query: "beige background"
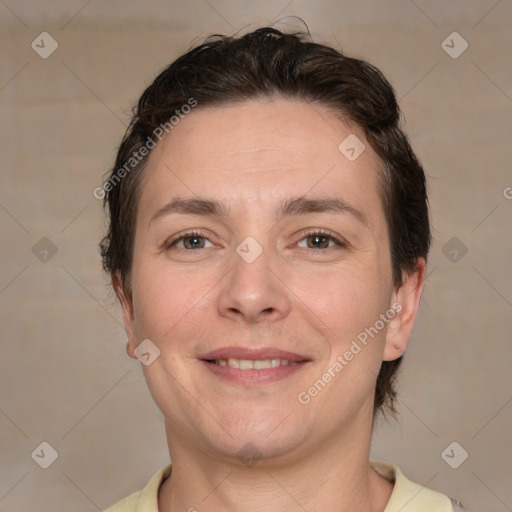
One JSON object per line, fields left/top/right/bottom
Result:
{"left": 1, "top": 1, "right": 511, "bottom": 510}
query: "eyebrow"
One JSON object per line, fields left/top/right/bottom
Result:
{"left": 149, "top": 196, "right": 368, "bottom": 226}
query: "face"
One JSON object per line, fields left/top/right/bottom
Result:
{"left": 118, "top": 99, "right": 423, "bottom": 463}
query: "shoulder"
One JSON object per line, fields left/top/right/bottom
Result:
{"left": 370, "top": 459, "right": 469, "bottom": 512}
{"left": 103, "top": 464, "right": 172, "bottom": 512}
{"left": 103, "top": 491, "right": 140, "bottom": 512}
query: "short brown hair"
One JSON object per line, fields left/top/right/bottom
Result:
{"left": 100, "top": 25, "right": 431, "bottom": 419}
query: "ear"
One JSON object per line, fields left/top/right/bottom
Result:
{"left": 383, "top": 258, "right": 427, "bottom": 361}
{"left": 113, "top": 271, "right": 138, "bottom": 360}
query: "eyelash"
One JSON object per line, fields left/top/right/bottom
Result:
{"left": 165, "top": 228, "right": 346, "bottom": 250}
{"left": 165, "top": 230, "right": 211, "bottom": 250}
{"left": 299, "top": 228, "right": 346, "bottom": 249}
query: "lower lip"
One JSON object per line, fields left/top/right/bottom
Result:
{"left": 201, "top": 360, "right": 309, "bottom": 386}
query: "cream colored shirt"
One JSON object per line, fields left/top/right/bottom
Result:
{"left": 104, "top": 460, "right": 468, "bottom": 511}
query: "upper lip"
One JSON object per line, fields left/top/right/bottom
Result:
{"left": 200, "top": 346, "right": 310, "bottom": 363}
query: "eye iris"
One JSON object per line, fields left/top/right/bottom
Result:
{"left": 184, "top": 236, "right": 205, "bottom": 249}
{"left": 308, "top": 235, "right": 329, "bottom": 249}
{"left": 179, "top": 234, "right": 333, "bottom": 250}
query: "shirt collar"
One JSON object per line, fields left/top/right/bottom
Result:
{"left": 133, "top": 460, "right": 452, "bottom": 512}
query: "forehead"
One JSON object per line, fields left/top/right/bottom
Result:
{"left": 139, "top": 99, "right": 386, "bottom": 230}
{"left": 147, "top": 99, "right": 368, "bottom": 172}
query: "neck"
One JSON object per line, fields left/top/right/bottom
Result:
{"left": 158, "top": 413, "right": 393, "bottom": 512}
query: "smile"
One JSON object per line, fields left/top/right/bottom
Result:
{"left": 208, "top": 358, "right": 299, "bottom": 369}
{"left": 199, "top": 347, "right": 311, "bottom": 386}
{"left": 201, "top": 358, "right": 309, "bottom": 386}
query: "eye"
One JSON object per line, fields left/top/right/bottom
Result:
{"left": 165, "top": 229, "right": 345, "bottom": 251}
{"left": 166, "top": 230, "right": 215, "bottom": 250}
{"left": 296, "top": 229, "right": 346, "bottom": 250}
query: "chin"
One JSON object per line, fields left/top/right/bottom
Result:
{"left": 202, "top": 411, "right": 311, "bottom": 465}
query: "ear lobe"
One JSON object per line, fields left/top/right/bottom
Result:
{"left": 383, "top": 258, "right": 427, "bottom": 361}
{"left": 113, "top": 271, "right": 138, "bottom": 360}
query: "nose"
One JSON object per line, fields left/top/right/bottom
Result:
{"left": 216, "top": 242, "right": 291, "bottom": 324}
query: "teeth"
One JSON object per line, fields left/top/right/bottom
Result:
{"left": 219, "top": 358, "right": 296, "bottom": 369}
{"left": 228, "top": 358, "right": 240, "bottom": 368}
{"left": 239, "top": 359, "right": 254, "bottom": 370}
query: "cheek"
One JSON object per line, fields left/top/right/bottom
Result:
{"left": 131, "top": 259, "right": 214, "bottom": 344}
{"left": 299, "top": 266, "right": 392, "bottom": 400}
{"left": 295, "top": 260, "right": 390, "bottom": 340}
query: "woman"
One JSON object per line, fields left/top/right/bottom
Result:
{"left": 101, "top": 25, "right": 469, "bottom": 512}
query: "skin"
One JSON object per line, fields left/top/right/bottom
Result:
{"left": 115, "top": 99, "right": 426, "bottom": 512}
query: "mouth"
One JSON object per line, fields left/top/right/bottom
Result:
{"left": 199, "top": 347, "right": 311, "bottom": 386}
{"left": 204, "top": 358, "right": 301, "bottom": 369}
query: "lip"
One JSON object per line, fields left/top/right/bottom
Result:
{"left": 199, "top": 346, "right": 309, "bottom": 363}
{"left": 199, "top": 346, "right": 311, "bottom": 387}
